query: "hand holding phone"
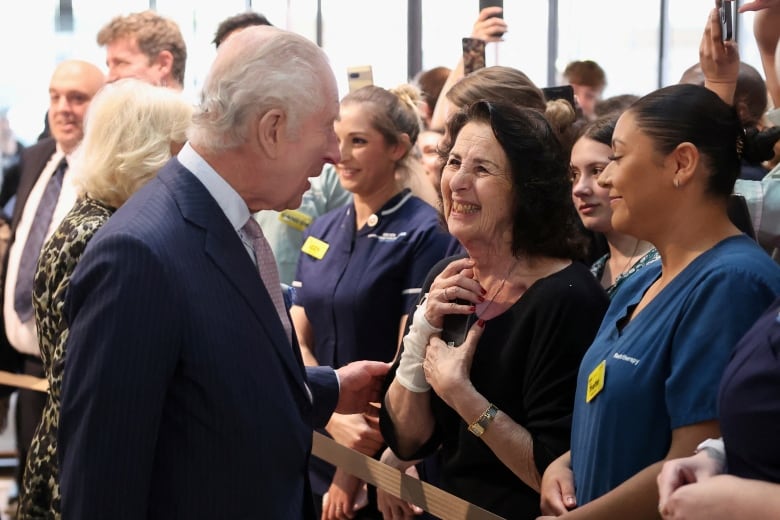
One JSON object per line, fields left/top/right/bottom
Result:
{"left": 478, "top": 0, "right": 505, "bottom": 39}
{"left": 440, "top": 301, "right": 477, "bottom": 347}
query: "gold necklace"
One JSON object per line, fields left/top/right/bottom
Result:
{"left": 475, "top": 259, "right": 519, "bottom": 319}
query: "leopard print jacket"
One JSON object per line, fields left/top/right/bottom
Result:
{"left": 20, "top": 197, "right": 114, "bottom": 519}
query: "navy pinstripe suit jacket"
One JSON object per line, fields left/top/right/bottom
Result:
{"left": 59, "top": 158, "right": 338, "bottom": 519}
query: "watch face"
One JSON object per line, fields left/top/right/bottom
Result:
{"left": 468, "top": 404, "right": 497, "bottom": 437}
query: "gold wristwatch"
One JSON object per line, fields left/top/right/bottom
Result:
{"left": 468, "top": 403, "right": 498, "bottom": 437}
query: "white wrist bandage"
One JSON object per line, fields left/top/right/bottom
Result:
{"left": 395, "top": 295, "right": 441, "bottom": 392}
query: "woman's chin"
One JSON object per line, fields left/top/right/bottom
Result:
{"left": 448, "top": 224, "right": 476, "bottom": 245}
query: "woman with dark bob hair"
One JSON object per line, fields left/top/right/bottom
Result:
{"left": 539, "top": 83, "right": 780, "bottom": 519}
{"left": 379, "top": 100, "right": 609, "bottom": 519}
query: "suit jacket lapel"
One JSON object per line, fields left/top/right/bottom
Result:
{"left": 159, "top": 161, "right": 310, "bottom": 397}
{"left": 12, "top": 138, "right": 57, "bottom": 231}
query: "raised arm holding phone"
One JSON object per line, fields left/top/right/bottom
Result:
{"left": 428, "top": 5, "right": 508, "bottom": 132}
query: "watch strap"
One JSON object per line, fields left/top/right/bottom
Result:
{"left": 468, "top": 403, "right": 498, "bottom": 437}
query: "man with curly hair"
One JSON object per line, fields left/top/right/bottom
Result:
{"left": 97, "top": 10, "right": 187, "bottom": 91}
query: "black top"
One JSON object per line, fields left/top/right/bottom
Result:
{"left": 719, "top": 296, "right": 780, "bottom": 482}
{"left": 381, "top": 255, "right": 609, "bottom": 519}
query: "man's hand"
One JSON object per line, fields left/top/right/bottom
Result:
{"left": 334, "top": 360, "right": 390, "bottom": 414}
{"left": 326, "top": 412, "right": 384, "bottom": 455}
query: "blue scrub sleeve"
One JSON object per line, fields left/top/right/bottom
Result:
{"left": 666, "top": 270, "right": 780, "bottom": 429}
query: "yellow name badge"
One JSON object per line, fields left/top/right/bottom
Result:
{"left": 279, "top": 209, "right": 313, "bottom": 231}
{"left": 301, "top": 236, "right": 330, "bottom": 260}
{"left": 586, "top": 360, "right": 606, "bottom": 403}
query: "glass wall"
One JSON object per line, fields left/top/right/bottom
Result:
{"left": 320, "top": 0, "right": 408, "bottom": 97}
{"left": 0, "top": 0, "right": 770, "bottom": 145}
{"left": 557, "top": 0, "right": 661, "bottom": 99}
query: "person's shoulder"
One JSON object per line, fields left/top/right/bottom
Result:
{"left": 703, "top": 235, "right": 779, "bottom": 281}
{"left": 65, "top": 197, "right": 114, "bottom": 229}
{"left": 95, "top": 174, "right": 178, "bottom": 242}
{"left": 541, "top": 260, "right": 605, "bottom": 291}
{"left": 669, "top": 237, "right": 780, "bottom": 316}
{"left": 528, "top": 261, "right": 610, "bottom": 309}
{"left": 404, "top": 193, "right": 436, "bottom": 209}
{"left": 394, "top": 194, "right": 445, "bottom": 231}
{"left": 309, "top": 203, "right": 349, "bottom": 231}
{"left": 16, "top": 138, "right": 56, "bottom": 176}
{"left": 21, "top": 137, "right": 55, "bottom": 158}
{"left": 44, "top": 199, "right": 113, "bottom": 260}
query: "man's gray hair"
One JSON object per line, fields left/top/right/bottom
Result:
{"left": 189, "top": 26, "right": 330, "bottom": 153}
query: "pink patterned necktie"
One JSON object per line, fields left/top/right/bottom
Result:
{"left": 242, "top": 217, "right": 292, "bottom": 344}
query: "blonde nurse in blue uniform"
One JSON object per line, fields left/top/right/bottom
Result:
{"left": 290, "top": 84, "right": 451, "bottom": 520}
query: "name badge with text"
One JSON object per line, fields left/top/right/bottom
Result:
{"left": 301, "top": 236, "right": 329, "bottom": 260}
{"left": 279, "top": 209, "right": 313, "bottom": 231}
{"left": 586, "top": 360, "right": 606, "bottom": 403}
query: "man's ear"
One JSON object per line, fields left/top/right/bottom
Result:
{"left": 257, "top": 108, "right": 287, "bottom": 159}
{"left": 155, "top": 50, "right": 174, "bottom": 83}
{"left": 670, "top": 141, "right": 700, "bottom": 189}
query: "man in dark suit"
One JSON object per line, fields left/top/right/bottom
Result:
{"left": 58, "top": 26, "right": 388, "bottom": 519}
{"left": 0, "top": 59, "right": 103, "bottom": 507}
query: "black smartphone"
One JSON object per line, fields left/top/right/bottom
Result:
{"left": 541, "top": 85, "right": 576, "bottom": 108}
{"left": 440, "top": 302, "right": 477, "bottom": 347}
{"left": 462, "top": 37, "right": 486, "bottom": 75}
{"left": 719, "top": 0, "right": 734, "bottom": 41}
{"left": 479, "top": 0, "right": 504, "bottom": 38}
{"left": 479, "top": 0, "right": 504, "bottom": 18}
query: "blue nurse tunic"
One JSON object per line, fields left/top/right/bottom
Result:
{"left": 293, "top": 189, "right": 452, "bottom": 367}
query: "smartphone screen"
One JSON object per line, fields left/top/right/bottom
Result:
{"left": 347, "top": 65, "right": 373, "bottom": 93}
{"left": 462, "top": 37, "right": 486, "bottom": 75}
